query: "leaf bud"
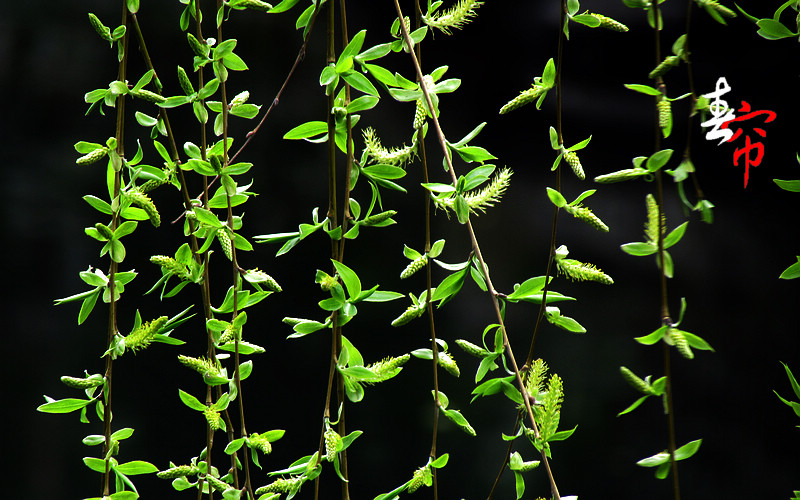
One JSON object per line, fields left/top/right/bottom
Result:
{"left": 60, "top": 375, "right": 104, "bottom": 389}
{"left": 593, "top": 168, "right": 647, "bottom": 184}
{"left": 187, "top": 33, "right": 209, "bottom": 59}
{"left": 204, "top": 474, "right": 230, "bottom": 492}
{"left": 177, "top": 65, "right": 195, "bottom": 95}
{"left": 129, "top": 89, "right": 167, "bottom": 104}
{"left": 88, "top": 13, "right": 113, "bottom": 42}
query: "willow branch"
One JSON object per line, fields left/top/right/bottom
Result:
{"left": 393, "top": 1, "right": 561, "bottom": 497}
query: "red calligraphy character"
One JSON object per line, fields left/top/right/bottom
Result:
{"left": 721, "top": 101, "right": 776, "bottom": 187}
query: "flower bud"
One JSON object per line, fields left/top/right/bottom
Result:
{"left": 588, "top": 12, "right": 629, "bottom": 31}
{"left": 76, "top": 147, "right": 109, "bottom": 166}
{"left": 499, "top": 85, "right": 547, "bottom": 114}
{"left": 563, "top": 151, "right": 585, "bottom": 180}
{"left": 401, "top": 254, "right": 428, "bottom": 279}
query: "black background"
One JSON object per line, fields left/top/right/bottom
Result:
{"left": 3, "top": 1, "right": 799, "bottom": 499}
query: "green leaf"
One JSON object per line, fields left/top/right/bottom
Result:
{"left": 681, "top": 331, "right": 714, "bottom": 351}
{"left": 546, "top": 187, "right": 567, "bottom": 208}
{"left": 780, "top": 258, "right": 800, "bottom": 279}
{"left": 646, "top": 149, "right": 673, "bottom": 172}
{"left": 664, "top": 221, "right": 689, "bottom": 248}
{"left": 115, "top": 460, "right": 158, "bottom": 475}
{"left": 774, "top": 179, "right": 800, "bottom": 192}
{"left": 83, "top": 457, "right": 107, "bottom": 473}
{"left": 637, "top": 451, "right": 670, "bottom": 467}
{"left": 110, "top": 428, "right": 134, "bottom": 441}
{"left": 756, "top": 18, "right": 798, "bottom": 39}
{"left": 342, "top": 72, "right": 379, "bottom": 97}
{"left": 635, "top": 325, "right": 667, "bottom": 345}
{"left": 572, "top": 13, "right": 601, "bottom": 27}
{"left": 347, "top": 96, "right": 379, "bottom": 113}
{"left": 618, "top": 395, "right": 650, "bottom": 416}
{"left": 507, "top": 276, "right": 547, "bottom": 300}
{"left": 621, "top": 242, "right": 657, "bottom": 256}
{"left": 625, "top": 83, "right": 662, "bottom": 96}
{"left": 674, "top": 439, "right": 702, "bottom": 460}
{"left": 780, "top": 362, "right": 800, "bottom": 400}
{"left": 37, "top": 397, "right": 94, "bottom": 413}
{"left": 284, "top": 121, "right": 328, "bottom": 140}
{"left": 454, "top": 145, "right": 497, "bottom": 163}
{"left": 541, "top": 58, "right": 556, "bottom": 87}
{"left": 430, "top": 453, "right": 449, "bottom": 468}
{"left": 331, "top": 260, "right": 361, "bottom": 300}
{"left": 178, "top": 389, "right": 207, "bottom": 412}
{"left": 340, "top": 29, "right": 367, "bottom": 63}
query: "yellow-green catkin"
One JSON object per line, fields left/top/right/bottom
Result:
{"left": 324, "top": 429, "right": 342, "bottom": 461}
{"left": 525, "top": 359, "right": 548, "bottom": 399}
{"left": 644, "top": 193, "right": 664, "bottom": 243}
{"left": 231, "top": 90, "right": 250, "bottom": 106}
{"left": 151, "top": 255, "right": 191, "bottom": 280}
{"left": 563, "top": 151, "right": 585, "bottom": 180}
{"left": 157, "top": 465, "right": 199, "bottom": 479}
{"left": 125, "top": 316, "right": 168, "bottom": 352}
{"left": 204, "top": 474, "right": 230, "bottom": 492}
{"left": 407, "top": 467, "right": 427, "bottom": 493}
{"left": 499, "top": 85, "right": 546, "bottom": 114}
{"left": 391, "top": 300, "right": 426, "bottom": 327}
{"left": 539, "top": 374, "right": 564, "bottom": 439}
{"left": 619, "top": 366, "right": 655, "bottom": 395}
{"left": 587, "top": 12, "right": 629, "bottom": 31}
{"left": 413, "top": 99, "right": 426, "bottom": 129}
{"left": 244, "top": 268, "right": 282, "bottom": 292}
{"left": 557, "top": 258, "right": 614, "bottom": 285}
{"left": 255, "top": 477, "right": 302, "bottom": 495}
{"left": 436, "top": 168, "right": 512, "bottom": 215}
{"left": 563, "top": 204, "right": 608, "bottom": 232}
{"left": 61, "top": 375, "right": 104, "bottom": 389}
{"left": 203, "top": 406, "right": 222, "bottom": 431}
{"left": 249, "top": 433, "right": 273, "bottom": 455}
{"left": 438, "top": 350, "right": 460, "bottom": 377}
{"left": 76, "top": 147, "right": 109, "bottom": 166}
{"left": 139, "top": 176, "right": 168, "bottom": 193}
{"left": 594, "top": 168, "right": 646, "bottom": 184}
{"left": 177, "top": 65, "right": 195, "bottom": 95}
{"left": 697, "top": 0, "right": 737, "bottom": 18}
{"left": 649, "top": 55, "right": 680, "bottom": 79}
{"left": 366, "top": 354, "right": 411, "bottom": 382}
{"left": 178, "top": 355, "right": 222, "bottom": 378}
{"left": 423, "top": 0, "right": 483, "bottom": 34}
{"left": 126, "top": 188, "right": 161, "bottom": 227}
{"left": 217, "top": 229, "right": 233, "bottom": 260}
{"left": 669, "top": 328, "right": 694, "bottom": 359}
{"left": 362, "top": 128, "right": 416, "bottom": 167}
{"left": 657, "top": 99, "right": 671, "bottom": 130}
{"left": 401, "top": 254, "right": 428, "bottom": 279}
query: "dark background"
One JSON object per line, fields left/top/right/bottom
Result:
{"left": 3, "top": 1, "right": 799, "bottom": 499}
